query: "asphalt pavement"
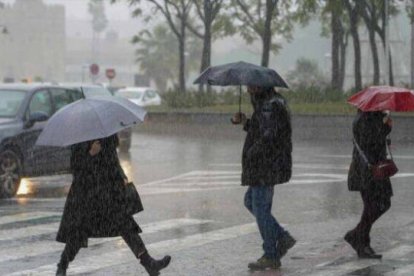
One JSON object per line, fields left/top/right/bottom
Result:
{"left": 1, "top": 123, "right": 414, "bottom": 276}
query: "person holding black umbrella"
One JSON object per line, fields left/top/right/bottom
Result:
{"left": 55, "top": 134, "right": 171, "bottom": 276}
{"left": 232, "top": 86, "right": 296, "bottom": 270}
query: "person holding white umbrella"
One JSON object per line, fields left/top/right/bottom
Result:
{"left": 36, "top": 96, "right": 171, "bottom": 276}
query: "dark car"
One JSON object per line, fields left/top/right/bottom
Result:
{"left": 0, "top": 83, "right": 131, "bottom": 198}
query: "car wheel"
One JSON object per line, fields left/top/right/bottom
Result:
{"left": 0, "top": 150, "right": 22, "bottom": 198}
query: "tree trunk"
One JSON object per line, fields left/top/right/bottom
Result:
{"left": 350, "top": 15, "right": 362, "bottom": 91}
{"left": 331, "top": 13, "right": 342, "bottom": 90}
{"left": 389, "top": 52, "right": 394, "bottom": 86}
{"left": 411, "top": 9, "right": 414, "bottom": 87}
{"left": 199, "top": 0, "right": 213, "bottom": 93}
{"left": 339, "top": 33, "right": 348, "bottom": 90}
{"left": 179, "top": 16, "right": 187, "bottom": 93}
{"left": 261, "top": 0, "right": 277, "bottom": 67}
{"left": 367, "top": 25, "right": 380, "bottom": 85}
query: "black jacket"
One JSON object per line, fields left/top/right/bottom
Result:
{"left": 56, "top": 135, "right": 141, "bottom": 247}
{"left": 348, "top": 112, "right": 393, "bottom": 195}
{"left": 241, "top": 93, "right": 292, "bottom": 186}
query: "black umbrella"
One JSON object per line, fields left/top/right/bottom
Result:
{"left": 193, "top": 61, "right": 288, "bottom": 113}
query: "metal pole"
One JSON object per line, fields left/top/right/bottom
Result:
{"left": 384, "top": 0, "right": 390, "bottom": 85}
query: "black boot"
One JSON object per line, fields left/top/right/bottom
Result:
{"left": 55, "top": 263, "right": 67, "bottom": 276}
{"left": 344, "top": 230, "right": 359, "bottom": 252}
{"left": 358, "top": 246, "right": 382, "bottom": 259}
{"left": 140, "top": 252, "right": 171, "bottom": 276}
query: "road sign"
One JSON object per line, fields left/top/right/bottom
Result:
{"left": 105, "top": 68, "right": 116, "bottom": 80}
{"left": 90, "top": 63, "right": 99, "bottom": 75}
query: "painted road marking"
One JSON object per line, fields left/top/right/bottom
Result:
{"left": 0, "top": 218, "right": 213, "bottom": 263}
{"left": 312, "top": 244, "right": 414, "bottom": 276}
{"left": 6, "top": 222, "right": 259, "bottom": 276}
{"left": 0, "top": 212, "right": 60, "bottom": 226}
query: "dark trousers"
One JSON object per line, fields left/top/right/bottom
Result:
{"left": 59, "top": 231, "right": 147, "bottom": 269}
{"left": 352, "top": 190, "right": 391, "bottom": 247}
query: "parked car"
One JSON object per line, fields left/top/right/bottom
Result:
{"left": 116, "top": 87, "right": 162, "bottom": 107}
{"left": 0, "top": 83, "right": 131, "bottom": 198}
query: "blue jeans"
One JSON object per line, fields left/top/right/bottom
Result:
{"left": 244, "top": 185, "right": 285, "bottom": 259}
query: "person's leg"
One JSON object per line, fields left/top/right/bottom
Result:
{"left": 244, "top": 187, "right": 254, "bottom": 215}
{"left": 355, "top": 191, "right": 391, "bottom": 246}
{"left": 121, "top": 231, "right": 171, "bottom": 276}
{"left": 251, "top": 185, "right": 284, "bottom": 259}
{"left": 347, "top": 191, "right": 391, "bottom": 258}
{"left": 248, "top": 185, "right": 287, "bottom": 270}
{"left": 56, "top": 242, "right": 82, "bottom": 275}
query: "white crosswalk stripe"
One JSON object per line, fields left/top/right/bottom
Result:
{"left": 0, "top": 218, "right": 213, "bottom": 263}
{"left": 5, "top": 223, "right": 258, "bottom": 276}
{"left": 310, "top": 244, "right": 414, "bottom": 276}
{"left": 0, "top": 212, "right": 60, "bottom": 226}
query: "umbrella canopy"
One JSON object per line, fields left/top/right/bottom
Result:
{"left": 36, "top": 96, "right": 147, "bottom": 147}
{"left": 347, "top": 86, "right": 414, "bottom": 112}
{"left": 193, "top": 61, "right": 288, "bottom": 88}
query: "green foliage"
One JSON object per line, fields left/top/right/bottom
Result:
{"left": 133, "top": 24, "right": 202, "bottom": 92}
{"left": 286, "top": 57, "right": 329, "bottom": 89}
{"left": 88, "top": 0, "right": 108, "bottom": 33}
{"left": 231, "top": 0, "right": 295, "bottom": 56}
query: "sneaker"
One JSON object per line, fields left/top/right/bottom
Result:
{"left": 276, "top": 232, "right": 296, "bottom": 259}
{"left": 248, "top": 256, "right": 281, "bottom": 271}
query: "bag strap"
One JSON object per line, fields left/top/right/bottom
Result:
{"left": 386, "top": 137, "right": 394, "bottom": 160}
{"left": 353, "top": 139, "right": 371, "bottom": 166}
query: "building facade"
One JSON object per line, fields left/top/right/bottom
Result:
{"left": 0, "top": 0, "right": 65, "bottom": 82}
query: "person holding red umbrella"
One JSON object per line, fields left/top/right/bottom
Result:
{"left": 344, "top": 86, "right": 413, "bottom": 259}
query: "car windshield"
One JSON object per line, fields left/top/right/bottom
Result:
{"left": 81, "top": 87, "right": 112, "bottom": 98}
{"left": 118, "top": 91, "right": 144, "bottom": 99}
{"left": 0, "top": 90, "right": 26, "bottom": 117}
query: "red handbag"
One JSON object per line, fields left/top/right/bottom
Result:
{"left": 370, "top": 159, "right": 398, "bottom": 180}
{"left": 353, "top": 138, "right": 398, "bottom": 180}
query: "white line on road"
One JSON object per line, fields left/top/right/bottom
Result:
{"left": 6, "top": 222, "right": 258, "bottom": 276}
{"left": 0, "top": 212, "right": 60, "bottom": 226}
{"left": 312, "top": 244, "right": 414, "bottom": 276}
{"left": 0, "top": 218, "right": 213, "bottom": 263}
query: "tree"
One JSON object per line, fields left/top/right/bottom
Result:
{"left": 344, "top": 0, "right": 363, "bottom": 91}
{"left": 294, "top": 0, "right": 349, "bottom": 91}
{"left": 406, "top": 0, "right": 414, "bottom": 87}
{"left": 88, "top": 0, "right": 108, "bottom": 63}
{"left": 119, "top": 0, "right": 193, "bottom": 93}
{"left": 358, "top": 0, "right": 382, "bottom": 85}
{"left": 133, "top": 25, "right": 202, "bottom": 92}
{"left": 231, "top": 0, "right": 294, "bottom": 67}
{"left": 186, "top": 0, "right": 235, "bottom": 92}
{"left": 286, "top": 57, "right": 327, "bottom": 89}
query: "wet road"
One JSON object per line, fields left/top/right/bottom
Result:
{"left": 1, "top": 127, "right": 414, "bottom": 276}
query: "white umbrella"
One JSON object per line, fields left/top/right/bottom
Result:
{"left": 36, "top": 96, "right": 147, "bottom": 147}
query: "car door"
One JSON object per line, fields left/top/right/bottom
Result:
{"left": 22, "top": 89, "right": 56, "bottom": 176}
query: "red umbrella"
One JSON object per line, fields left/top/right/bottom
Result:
{"left": 347, "top": 86, "right": 414, "bottom": 112}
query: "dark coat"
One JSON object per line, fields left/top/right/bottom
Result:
{"left": 348, "top": 112, "right": 393, "bottom": 196}
{"left": 56, "top": 135, "right": 141, "bottom": 247}
{"left": 241, "top": 92, "right": 292, "bottom": 186}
